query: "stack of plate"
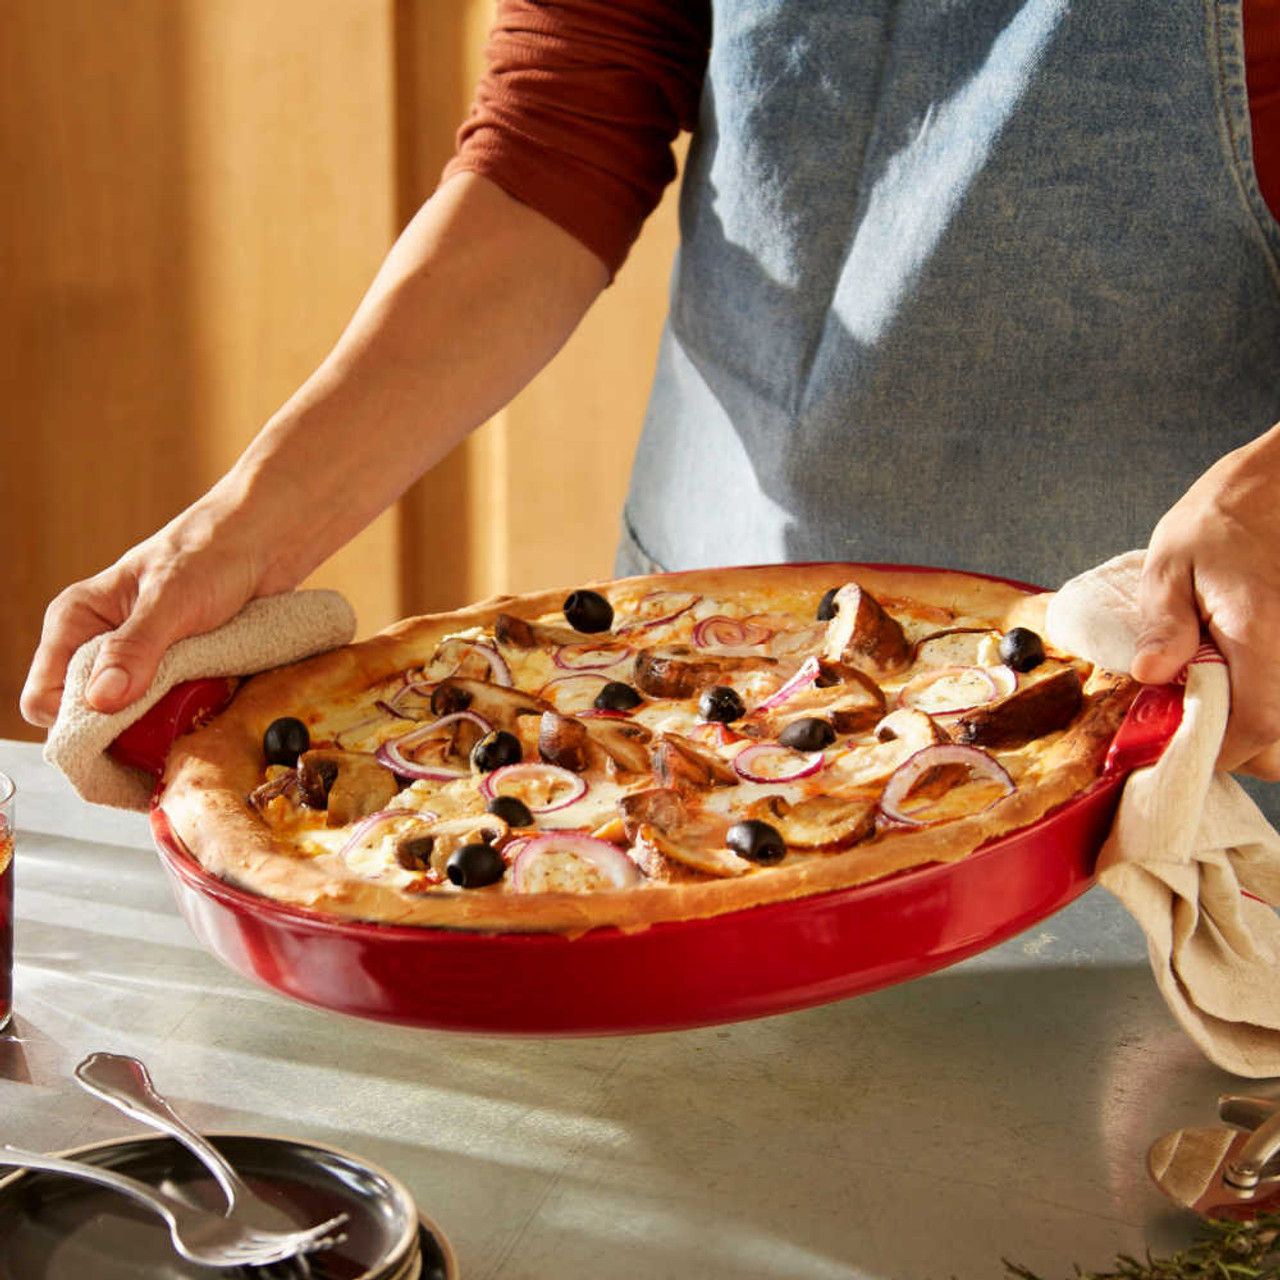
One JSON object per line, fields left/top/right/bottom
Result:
{"left": 0, "top": 1132, "right": 456, "bottom": 1279}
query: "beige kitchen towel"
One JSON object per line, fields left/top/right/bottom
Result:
{"left": 45, "top": 590, "right": 357, "bottom": 812}
{"left": 1048, "top": 550, "right": 1280, "bottom": 1077}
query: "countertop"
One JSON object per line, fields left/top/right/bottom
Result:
{"left": 0, "top": 738, "right": 1257, "bottom": 1279}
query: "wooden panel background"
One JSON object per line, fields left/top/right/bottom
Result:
{"left": 0, "top": 0, "right": 681, "bottom": 742}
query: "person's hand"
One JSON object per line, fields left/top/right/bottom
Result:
{"left": 20, "top": 496, "right": 275, "bottom": 729}
{"left": 1130, "top": 423, "right": 1280, "bottom": 780}
{"left": 22, "top": 174, "right": 608, "bottom": 730}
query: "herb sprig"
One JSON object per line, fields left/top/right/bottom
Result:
{"left": 1003, "top": 1213, "right": 1280, "bottom": 1280}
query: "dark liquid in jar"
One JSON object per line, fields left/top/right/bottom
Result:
{"left": 0, "top": 824, "right": 12, "bottom": 1028}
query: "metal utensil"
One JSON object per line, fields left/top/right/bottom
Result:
{"left": 1148, "top": 1094, "right": 1280, "bottom": 1220}
{"left": 0, "top": 1144, "right": 346, "bottom": 1268}
{"left": 74, "top": 1050, "right": 338, "bottom": 1239}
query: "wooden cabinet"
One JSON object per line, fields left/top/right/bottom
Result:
{"left": 1, "top": 1, "right": 680, "bottom": 741}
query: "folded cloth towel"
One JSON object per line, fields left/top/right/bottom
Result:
{"left": 44, "top": 590, "right": 357, "bottom": 813}
{"left": 1048, "top": 550, "right": 1280, "bottom": 1078}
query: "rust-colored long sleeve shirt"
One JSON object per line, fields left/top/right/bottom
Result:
{"left": 444, "top": 0, "right": 1280, "bottom": 277}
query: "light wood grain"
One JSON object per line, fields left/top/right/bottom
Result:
{"left": 1, "top": 1, "right": 681, "bottom": 742}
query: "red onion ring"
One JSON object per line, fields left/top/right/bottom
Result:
{"left": 540, "top": 672, "right": 611, "bottom": 710}
{"left": 691, "top": 615, "right": 776, "bottom": 650}
{"left": 897, "top": 665, "right": 1016, "bottom": 714}
{"left": 375, "top": 710, "right": 492, "bottom": 780}
{"left": 615, "top": 590, "right": 701, "bottom": 634}
{"left": 553, "top": 641, "right": 633, "bottom": 671}
{"left": 879, "top": 744, "right": 1014, "bottom": 826}
{"left": 756, "top": 656, "right": 821, "bottom": 712}
{"left": 380, "top": 680, "right": 435, "bottom": 714}
{"left": 511, "top": 833, "right": 643, "bottom": 892}
{"left": 336, "top": 807, "right": 436, "bottom": 860}
{"left": 479, "top": 762, "right": 589, "bottom": 813}
{"left": 333, "top": 707, "right": 405, "bottom": 749}
{"left": 431, "top": 638, "right": 513, "bottom": 687}
{"left": 732, "top": 741, "right": 825, "bottom": 784}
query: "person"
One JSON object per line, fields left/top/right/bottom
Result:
{"left": 20, "top": 0, "right": 1280, "bottom": 787}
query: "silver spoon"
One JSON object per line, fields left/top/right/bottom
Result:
{"left": 74, "top": 1051, "right": 346, "bottom": 1241}
{"left": 0, "top": 1145, "right": 344, "bottom": 1269}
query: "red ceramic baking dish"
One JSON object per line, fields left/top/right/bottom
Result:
{"left": 112, "top": 567, "right": 1183, "bottom": 1036}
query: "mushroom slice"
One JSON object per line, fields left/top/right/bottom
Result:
{"left": 581, "top": 717, "right": 653, "bottom": 776}
{"left": 537, "top": 710, "right": 592, "bottom": 773}
{"left": 747, "top": 662, "right": 887, "bottom": 737}
{"left": 874, "top": 707, "right": 948, "bottom": 749}
{"left": 633, "top": 645, "right": 777, "bottom": 699}
{"left": 493, "top": 612, "right": 580, "bottom": 650}
{"left": 950, "top": 664, "right": 1083, "bottom": 749}
{"left": 619, "top": 788, "right": 752, "bottom": 879}
{"left": 296, "top": 749, "right": 400, "bottom": 827}
{"left": 748, "top": 793, "right": 877, "bottom": 851}
{"left": 871, "top": 709, "right": 968, "bottom": 797}
{"left": 652, "top": 732, "right": 740, "bottom": 789}
{"left": 430, "top": 676, "right": 551, "bottom": 732}
{"left": 820, "top": 584, "right": 912, "bottom": 677}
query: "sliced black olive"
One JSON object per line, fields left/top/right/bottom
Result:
{"left": 726, "top": 819, "right": 786, "bottom": 866}
{"left": 471, "top": 729, "right": 522, "bottom": 774}
{"left": 594, "top": 680, "right": 643, "bottom": 712}
{"left": 564, "top": 589, "right": 614, "bottom": 634}
{"left": 263, "top": 716, "right": 310, "bottom": 767}
{"left": 778, "top": 717, "right": 836, "bottom": 751}
{"left": 446, "top": 841, "right": 507, "bottom": 888}
{"left": 698, "top": 685, "right": 745, "bottom": 723}
{"left": 486, "top": 794, "right": 534, "bottom": 827}
{"left": 999, "top": 627, "right": 1047, "bottom": 673}
{"left": 816, "top": 587, "right": 840, "bottom": 621}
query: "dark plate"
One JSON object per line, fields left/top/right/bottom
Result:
{"left": 0, "top": 1133, "right": 446, "bottom": 1280}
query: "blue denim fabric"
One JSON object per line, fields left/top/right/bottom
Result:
{"left": 618, "top": 0, "right": 1280, "bottom": 591}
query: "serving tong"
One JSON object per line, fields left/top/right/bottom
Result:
{"left": 0, "top": 1052, "right": 347, "bottom": 1271}
{"left": 1148, "top": 1093, "right": 1280, "bottom": 1219}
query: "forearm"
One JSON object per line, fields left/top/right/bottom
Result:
{"left": 203, "top": 172, "right": 609, "bottom": 593}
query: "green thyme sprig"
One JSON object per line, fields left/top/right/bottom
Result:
{"left": 1002, "top": 1213, "right": 1280, "bottom": 1280}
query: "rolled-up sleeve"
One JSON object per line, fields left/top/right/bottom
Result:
{"left": 442, "top": 0, "right": 711, "bottom": 277}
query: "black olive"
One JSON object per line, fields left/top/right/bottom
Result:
{"left": 999, "top": 627, "right": 1047, "bottom": 673}
{"left": 726, "top": 819, "right": 787, "bottom": 866}
{"left": 816, "top": 587, "right": 840, "bottom": 621}
{"left": 471, "top": 729, "right": 522, "bottom": 773}
{"left": 446, "top": 841, "right": 507, "bottom": 888}
{"left": 564, "top": 589, "right": 614, "bottom": 634}
{"left": 263, "top": 716, "right": 310, "bottom": 767}
{"left": 698, "top": 685, "right": 745, "bottom": 723}
{"left": 778, "top": 717, "right": 836, "bottom": 751}
{"left": 486, "top": 794, "right": 534, "bottom": 827}
{"left": 594, "top": 680, "right": 643, "bottom": 712}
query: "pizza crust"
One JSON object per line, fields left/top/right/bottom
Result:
{"left": 159, "top": 564, "right": 1138, "bottom": 936}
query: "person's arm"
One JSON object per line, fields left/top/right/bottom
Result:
{"left": 20, "top": 174, "right": 607, "bottom": 727}
{"left": 1131, "top": 421, "right": 1280, "bottom": 779}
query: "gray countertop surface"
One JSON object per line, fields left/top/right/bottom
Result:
{"left": 0, "top": 738, "right": 1259, "bottom": 1280}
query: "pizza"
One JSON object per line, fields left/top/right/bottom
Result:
{"left": 159, "top": 564, "right": 1139, "bottom": 936}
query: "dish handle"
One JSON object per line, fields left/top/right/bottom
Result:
{"left": 1103, "top": 681, "right": 1184, "bottom": 778}
{"left": 107, "top": 678, "right": 239, "bottom": 781}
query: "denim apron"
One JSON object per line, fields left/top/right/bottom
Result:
{"left": 617, "top": 0, "right": 1280, "bottom": 591}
